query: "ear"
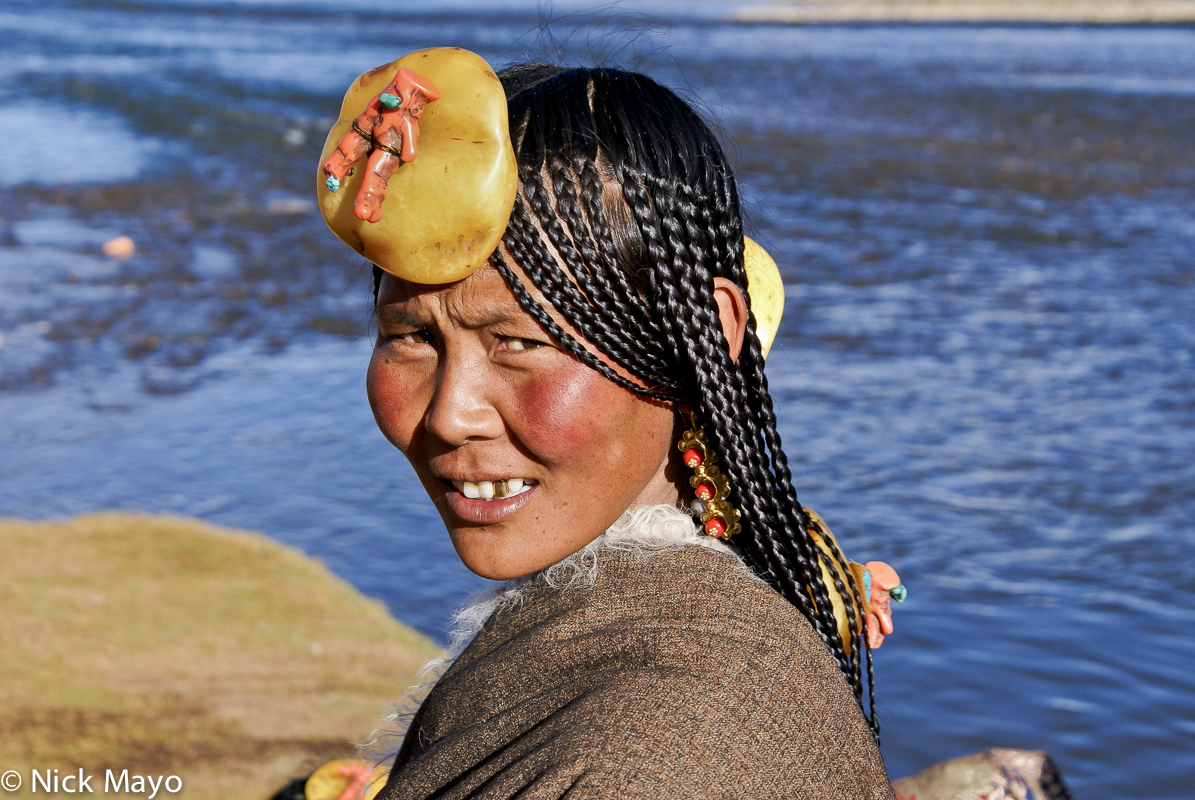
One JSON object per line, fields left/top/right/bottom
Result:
{"left": 712, "top": 277, "right": 748, "bottom": 363}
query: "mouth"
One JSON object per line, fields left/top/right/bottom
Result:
{"left": 449, "top": 478, "right": 536, "bottom": 501}
{"left": 440, "top": 477, "right": 538, "bottom": 525}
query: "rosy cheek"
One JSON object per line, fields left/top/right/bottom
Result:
{"left": 367, "top": 351, "right": 424, "bottom": 452}
{"left": 513, "top": 361, "right": 637, "bottom": 464}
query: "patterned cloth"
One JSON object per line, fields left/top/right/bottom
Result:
{"left": 379, "top": 541, "right": 894, "bottom": 800}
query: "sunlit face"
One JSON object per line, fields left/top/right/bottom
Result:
{"left": 367, "top": 260, "right": 680, "bottom": 580}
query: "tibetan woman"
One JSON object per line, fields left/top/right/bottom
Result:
{"left": 315, "top": 48, "right": 903, "bottom": 799}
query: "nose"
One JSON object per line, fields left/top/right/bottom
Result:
{"left": 422, "top": 351, "right": 504, "bottom": 445}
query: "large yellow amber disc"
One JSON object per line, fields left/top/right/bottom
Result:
{"left": 743, "top": 236, "right": 784, "bottom": 358}
{"left": 317, "top": 48, "right": 518, "bottom": 284}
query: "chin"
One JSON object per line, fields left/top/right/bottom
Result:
{"left": 449, "top": 528, "right": 532, "bottom": 581}
{"left": 456, "top": 551, "right": 540, "bottom": 582}
{"left": 448, "top": 524, "right": 598, "bottom": 582}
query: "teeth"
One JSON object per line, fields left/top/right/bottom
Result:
{"left": 451, "top": 478, "right": 534, "bottom": 501}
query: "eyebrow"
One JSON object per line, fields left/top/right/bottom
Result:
{"left": 374, "top": 301, "right": 533, "bottom": 331}
{"left": 374, "top": 305, "right": 427, "bottom": 327}
{"left": 455, "top": 306, "right": 528, "bottom": 329}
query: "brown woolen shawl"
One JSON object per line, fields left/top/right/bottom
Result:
{"left": 379, "top": 540, "right": 894, "bottom": 800}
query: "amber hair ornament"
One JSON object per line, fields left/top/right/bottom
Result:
{"left": 317, "top": 48, "right": 518, "bottom": 285}
{"left": 317, "top": 48, "right": 786, "bottom": 354}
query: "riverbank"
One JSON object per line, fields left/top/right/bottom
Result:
{"left": 732, "top": 1, "right": 1195, "bottom": 23}
{"left": 0, "top": 514, "right": 440, "bottom": 800}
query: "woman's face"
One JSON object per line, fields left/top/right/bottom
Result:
{"left": 367, "top": 260, "right": 679, "bottom": 580}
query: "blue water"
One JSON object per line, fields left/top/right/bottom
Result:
{"left": 2, "top": 2, "right": 1193, "bottom": 795}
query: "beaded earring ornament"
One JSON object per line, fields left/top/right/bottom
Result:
{"left": 678, "top": 415, "right": 742, "bottom": 540}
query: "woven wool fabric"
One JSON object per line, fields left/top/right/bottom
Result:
{"left": 379, "top": 541, "right": 894, "bottom": 800}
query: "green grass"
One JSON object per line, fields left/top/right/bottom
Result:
{"left": 0, "top": 513, "right": 441, "bottom": 799}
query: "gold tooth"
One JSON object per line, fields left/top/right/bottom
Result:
{"left": 493, "top": 480, "right": 509, "bottom": 498}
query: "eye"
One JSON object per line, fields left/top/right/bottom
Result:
{"left": 501, "top": 337, "right": 545, "bottom": 352}
{"left": 387, "top": 329, "right": 434, "bottom": 345}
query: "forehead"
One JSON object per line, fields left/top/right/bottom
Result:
{"left": 376, "top": 255, "right": 664, "bottom": 399}
{"left": 375, "top": 263, "right": 528, "bottom": 327}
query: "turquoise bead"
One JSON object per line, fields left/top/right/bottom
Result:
{"left": 325, "top": 175, "right": 340, "bottom": 193}
{"left": 890, "top": 584, "right": 907, "bottom": 603}
{"left": 379, "top": 92, "right": 402, "bottom": 109}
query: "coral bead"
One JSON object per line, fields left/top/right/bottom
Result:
{"left": 683, "top": 448, "right": 703, "bottom": 468}
{"left": 695, "top": 482, "right": 716, "bottom": 502}
{"left": 704, "top": 517, "right": 726, "bottom": 538}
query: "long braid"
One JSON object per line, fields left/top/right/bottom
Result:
{"left": 489, "top": 251, "right": 678, "bottom": 403}
{"left": 554, "top": 154, "right": 669, "bottom": 349}
{"left": 642, "top": 170, "right": 858, "bottom": 686}
{"left": 521, "top": 166, "right": 676, "bottom": 384}
{"left": 491, "top": 65, "right": 878, "bottom": 735}
{"left": 750, "top": 328, "right": 878, "bottom": 721}
{"left": 626, "top": 166, "right": 846, "bottom": 659}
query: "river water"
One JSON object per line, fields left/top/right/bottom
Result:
{"left": 2, "top": 1, "right": 1193, "bottom": 794}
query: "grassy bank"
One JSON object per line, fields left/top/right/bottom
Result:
{"left": 0, "top": 514, "right": 441, "bottom": 800}
{"left": 733, "top": 0, "right": 1195, "bottom": 23}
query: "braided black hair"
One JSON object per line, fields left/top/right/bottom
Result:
{"left": 371, "top": 63, "right": 878, "bottom": 735}
{"left": 496, "top": 64, "right": 877, "bottom": 734}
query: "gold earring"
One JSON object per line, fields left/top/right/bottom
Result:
{"left": 677, "top": 415, "right": 742, "bottom": 540}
